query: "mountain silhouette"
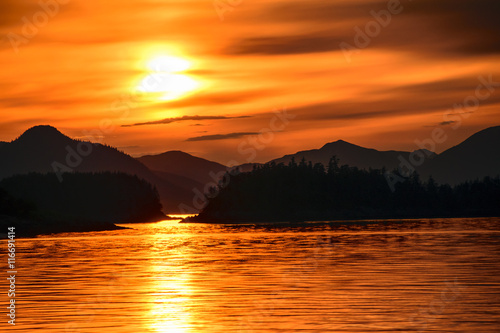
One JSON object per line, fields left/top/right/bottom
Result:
{"left": 2, "top": 125, "right": 499, "bottom": 214}
{"left": 137, "top": 150, "right": 227, "bottom": 185}
{"left": 421, "top": 126, "right": 500, "bottom": 184}
{"left": 0, "top": 125, "right": 74, "bottom": 176}
{"left": 269, "top": 139, "right": 435, "bottom": 171}
{"left": 0, "top": 125, "right": 193, "bottom": 212}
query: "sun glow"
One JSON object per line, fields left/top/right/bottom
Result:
{"left": 147, "top": 236, "right": 193, "bottom": 333}
{"left": 148, "top": 56, "right": 191, "bottom": 72}
{"left": 137, "top": 55, "right": 199, "bottom": 101}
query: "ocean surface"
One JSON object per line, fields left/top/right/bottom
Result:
{"left": 1, "top": 217, "right": 500, "bottom": 332}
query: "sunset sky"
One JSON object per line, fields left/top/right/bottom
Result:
{"left": 1, "top": 0, "right": 499, "bottom": 164}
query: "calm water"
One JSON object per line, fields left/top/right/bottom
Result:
{"left": 1, "top": 217, "right": 500, "bottom": 332}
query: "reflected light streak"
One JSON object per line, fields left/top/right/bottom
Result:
{"left": 147, "top": 236, "right": 193, "bottom": 333}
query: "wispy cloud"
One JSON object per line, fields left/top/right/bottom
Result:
{"left": 122, "top": 115, "right": 251, "bottom": 127}
{"left": 186, "top": 132, "right": 258, "bottom": 141}
{"left": 439, "top": 120, "right": 458, "bottom": 126}
{"left": 226, "top": 0, "right": 500, "bottom": 57}
{"left": 226, "top": 32, "right": 344, "bottom": 55}
{"left": 1, "top": 0, "right": 499, "bottom": 162}
{"left": 0, "top": 0, "right": 47, "bottom": 29}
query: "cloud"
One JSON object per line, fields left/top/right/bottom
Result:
{"left": 225, "top": 0, "right": 500, "bottom": 57}
{"left": 381, "top": 77, "right": 485, "bottom": 95}
{"left": 122, "top": 115, "right": 251, "bottom": 127}
{"left": 226, "top": 32, "right": 345, "bottom": 55}
{"left": 424, "top": 120, "right": 460, "bottom": 128}
{"left": 439, "top": 121, "right": 458, "bottom": 126}
{"left": 186, "top": 132, "right": 258, "bottom": 142}
{"left": 0, "top": 1, "right": 40, "bottom": 29}
{"left": 290, "top": 89, "right": 500, "bottom": 123}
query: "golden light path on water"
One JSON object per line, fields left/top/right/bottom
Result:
{"left": 1, "top": 217, "right": 499, "bottom": 332}
{"left": 148, "top": 258, "right": 192, "bottom": 333}
{"left": 144, "top": 217, "right": 195, "bottom": 332}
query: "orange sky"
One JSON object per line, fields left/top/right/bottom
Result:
{"left": 1, "top": 0, "right": 499, "bottom": 164}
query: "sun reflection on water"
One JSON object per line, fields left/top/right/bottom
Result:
{"left": 147, "top": 236, "right": 193, "bottom": 333}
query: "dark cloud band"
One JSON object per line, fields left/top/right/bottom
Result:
{"left": 186, "top": 132, "right": 258, "bottom": 141}
{"left": 122, "top": 115, "right": 251, "bottom": 127}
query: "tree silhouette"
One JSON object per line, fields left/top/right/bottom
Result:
{"left": 192, "top": 158, "right": 500, "bottom": 223}
{"left": 0, "top": 171, "right": 164, "bottom": 224}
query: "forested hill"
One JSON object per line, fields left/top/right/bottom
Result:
{"left": 0, "top": 172, "right": 166, "bottom": 236}
{"left": 190, "top": 158, "right": 500, "bottom": 223}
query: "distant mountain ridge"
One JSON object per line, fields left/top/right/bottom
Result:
{"left": 0, "top": 126, "right": 194, "bottom": 212}
{"left": 1, "top": 125, "right": 499, "bottom": 214}
{"left": 131, "top": 126, "right": 500, "bottom": 190}
{"left": 269, "top": 139, "right": 435, "bottom": 173}
{"left": 267, "top": 127, "right": 500, "bottom": 185}
{"left": 137, "top": 150, "right": 227, "bottom": 185}
{"left": 421, "top": 125, "right": 500, "bottom": 184}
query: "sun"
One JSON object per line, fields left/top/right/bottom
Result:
{"left": 136, "top": 55, "right": 199, "bottom": 101}
{"left": 147, "top": 55, "right": 190, "bottom": 72}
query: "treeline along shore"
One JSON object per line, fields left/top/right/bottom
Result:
{"left": 0, "top": 171, "right": 166, "bottom": 237}
{"left": 187, "top": 157, "right": 500, "bottom": 223}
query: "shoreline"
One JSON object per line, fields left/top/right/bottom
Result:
{"left": 183, "top": 212, "right": 500, "bottom": 224}
{"left": 0, "top": 214, "right": 170, "bottom": 238}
